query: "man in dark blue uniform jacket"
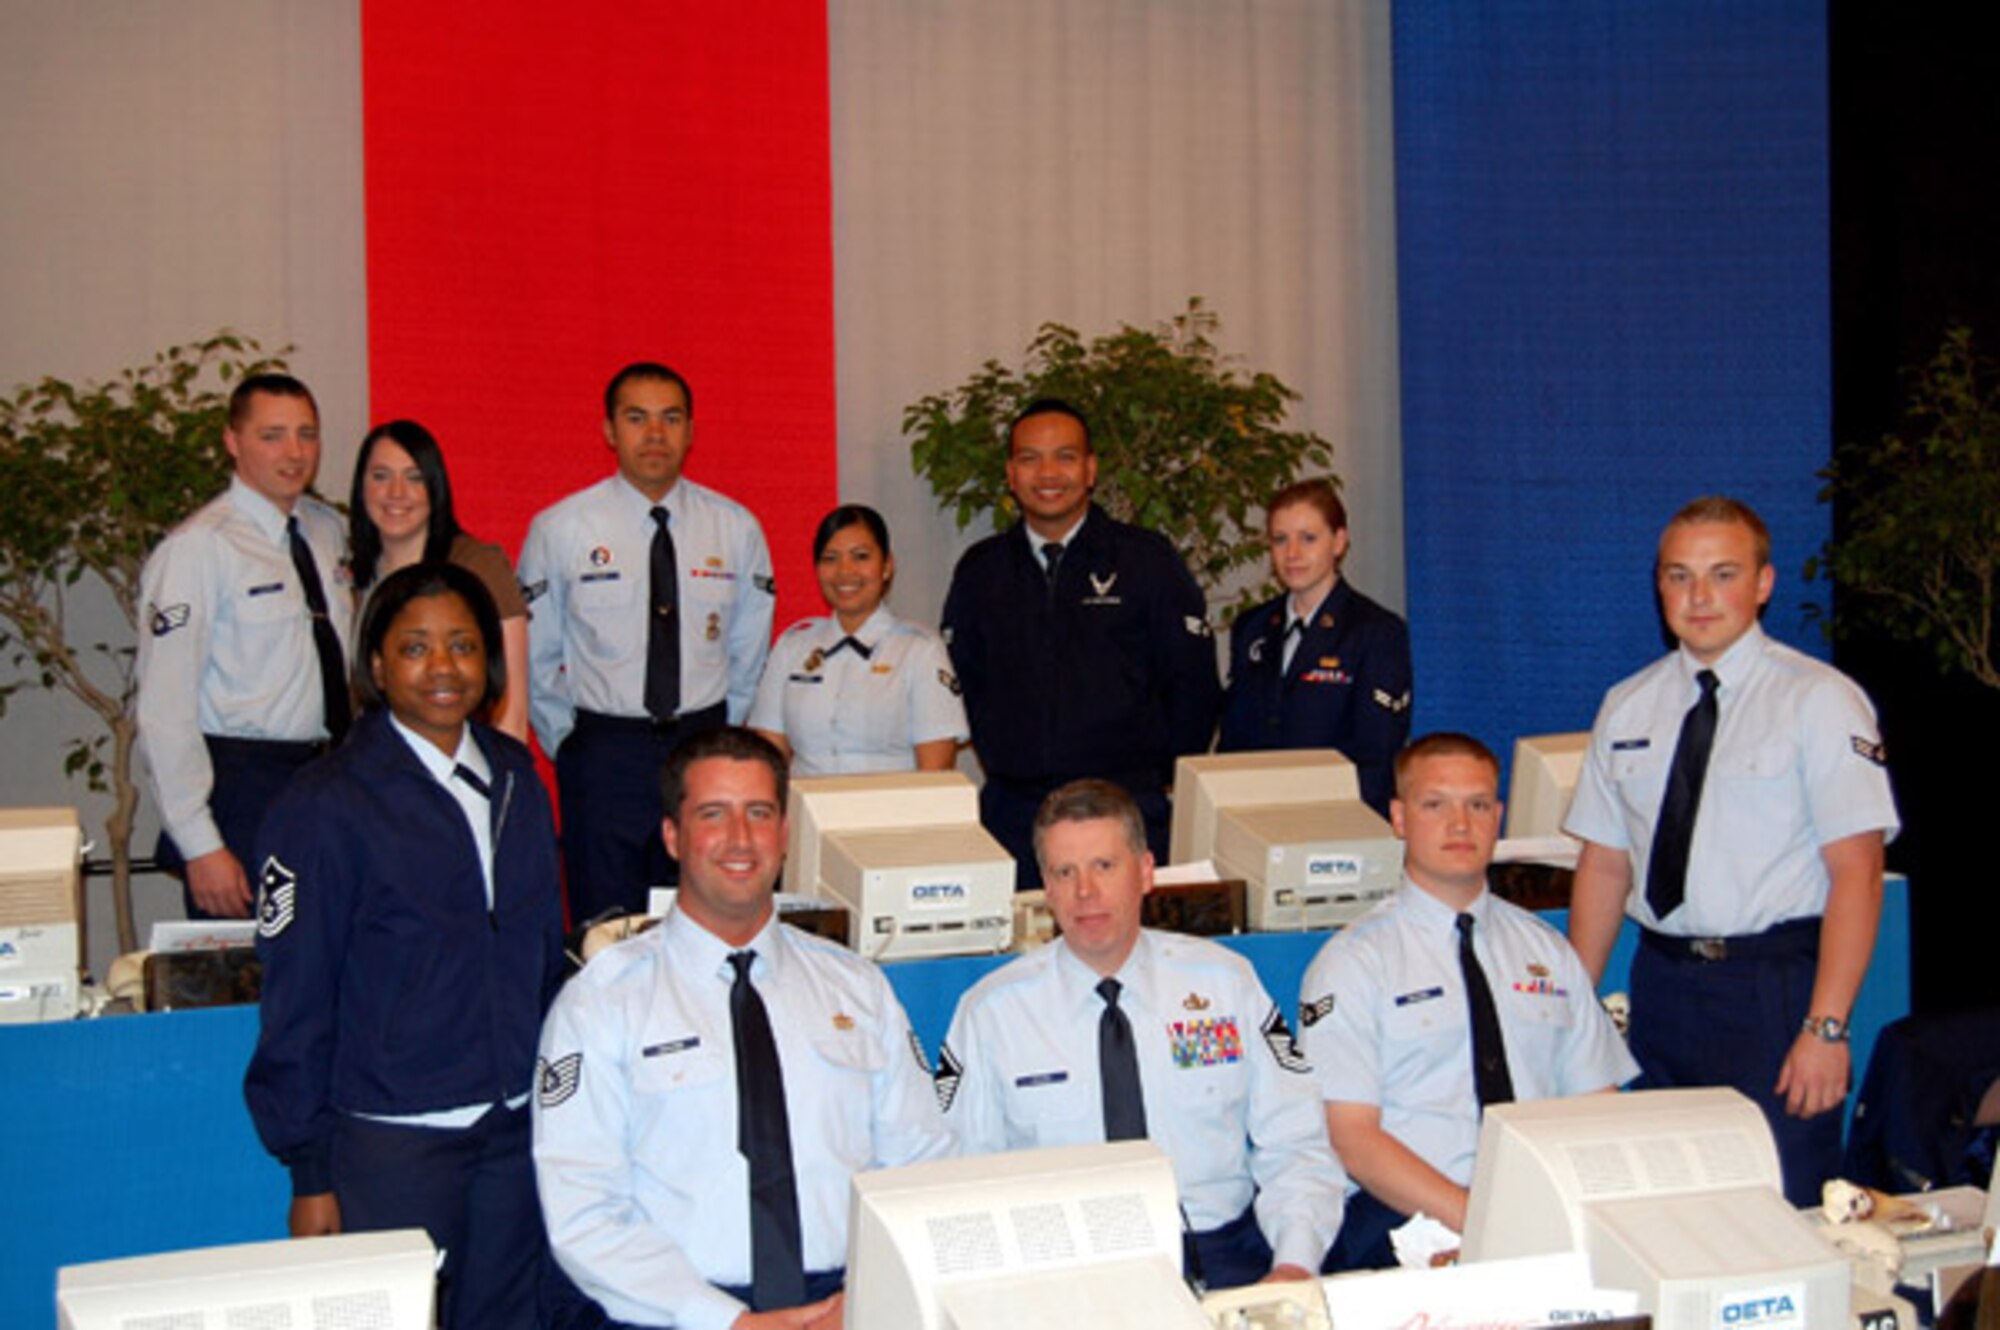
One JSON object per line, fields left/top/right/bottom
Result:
{"left": 942, "top": 399, "right": 1221, "bottom": 886}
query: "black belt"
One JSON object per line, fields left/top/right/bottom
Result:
{"left": 573, "top": 702, "right": 727, "bottom": 738}
{"left": 1639, "top": 916, "right": 1819, "bottom": 964}
{"left": 204, "top": 734, "right": 328, "bottom": 762}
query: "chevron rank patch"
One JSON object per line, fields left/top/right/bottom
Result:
{"left": 538, "top": 1052, "right": 583, "bottom": 1109}
{"left": 939, "top": 668, "right": 961, "bottom": 696}
{"left": 149, "top": 602, "right": 191, "bottom": 637}
{"left": 754, "top": 574, "right": 777, "bottom": 595}
{"left": 1850, "top": 735, "right": 1887, "bottom": 766}
{"left": 1184, "top": 615, "right": 1213, "bottom": 638}
{"left": 1300, "top": 992, "right": 1335, "bottom": 1028}
{"left": 907, "top": 1027, "right": 932, "bottom": 1075}
{"left": 256, "top": 857, "right": 297, "bottom": 939}
{"left": 1261, "top": 1007, "right": 1311, "bottom": 1074}
{"left": 1372, "top": 687, "right": 1412, "bottom": 714}
{"left": 521, "top": 578, "right": 548, "bottom": 605}
{"left": 933, "top": 1041, "right": 964, "bottom": 1113}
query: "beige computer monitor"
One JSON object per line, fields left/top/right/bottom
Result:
{"left": 1503, "top": 732, "right": 1590, "bottom": 840}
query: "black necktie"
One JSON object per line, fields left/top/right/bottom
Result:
{"left": 823, "top": 635, "right": 872, "bottom": 661}
{"left": 646, "top": 506, "right": 681, "bottom": 722}
{"left": 1457, "top": 913, "right": 1515, "bottom": 1108}
{"left": 452, "top": 764, "right": 490, "bottom": 800}
{"left": 286, "top": 515, "right": 350, "bottom": 742}
{"left": 728, "top": 950, "right": 804, "bottom": 1311}
{"left": 1281, "top": 616, "right": 1306, "bottom": 672}
{"left": 1647, "top": 668, "right": 1721, "bottom": 921}
{"left": 1096, "top": 977, "right": 1148, "bottom": 1141}
{"left": 1041, "top": 540, "right": 1066, "bottom": 587}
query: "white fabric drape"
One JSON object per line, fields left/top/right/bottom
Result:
{"left": 829, "top": 0, "right": 1404, "bottom": 623}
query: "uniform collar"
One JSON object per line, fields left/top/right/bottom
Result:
{"left": 831, "top": 603, "right": 896, "bottom": 648}
{"left": 1287, "top": 578, "right": 1346, "bottom": 629}
{"left": 1397, "top": 873, "right": 1494, "bottom": 940}
{"left": 1675, "top": 621, "right": 1767, "bottom": 694}
{"left": 1012, "top": 503, "right": 1099, "bottom": 555}
{"left": 387, "top": 713, "right": 490, "bottom": 789}
{"left": 664, "top": 899, "right": 784, "bottom": 983}
{"left": 611, "top": 472, "right": 684, "bottom": 523}
{"left": 226, "top": 475, "right": 294, "bottom": 544}
{"left": 1055, "top": 927, "right": 1154, "bottom": 1016}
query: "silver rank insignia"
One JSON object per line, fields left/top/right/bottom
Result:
{"left": 1261, "top": 1007, "right": 1311, "bottom": 1074}
{"left": 538, "top": 1052, "right": 583, "bottom": 1108}
{"left": 907, "top": 1028, "right": 931, "bottom": 1075}
{"left": 933, "top": 1042, "right": 964, "bottom": 1112}
{"left": 1850, "top": 735, "right": 1887, "bottom": 766}
{"left": 149, "top": 603, "right": 191, "bottom": 637}
{"left": 1372, "top": 687, "right": 1411, "bottom": 714}
{"left": 1300, "top": 993, "right": 1334, "bottom": 1028}
{"left": 257, "top": 857, "right": 297, "bottom": 939}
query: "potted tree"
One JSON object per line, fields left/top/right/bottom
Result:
{"left": 0, "top": 332, "right": 287, "bottom": 955}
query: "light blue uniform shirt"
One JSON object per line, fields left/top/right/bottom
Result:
{"left": 1298, "top": 880, "right": 1639, "bottom": 1190}
{"left": 518, "top": 474, "right": 773, "bottom": 755}
{"left": 1564, "top": 624, "right": 1900, "bottom": 936}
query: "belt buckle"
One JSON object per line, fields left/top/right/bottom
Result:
{"left": 1691, "top": 937, "right": 1728, "bottom": 963}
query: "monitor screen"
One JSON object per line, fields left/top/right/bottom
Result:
{"left": 1502, "top": 731, "right": 1590, "bottom": 841}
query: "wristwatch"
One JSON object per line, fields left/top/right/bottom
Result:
{"left": 1801, "top": 1015, "right": 1851, "bottom": 1043}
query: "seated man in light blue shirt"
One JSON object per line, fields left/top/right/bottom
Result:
{"left": 1298, "top": 733, "right": 1637, "bottom": 1269}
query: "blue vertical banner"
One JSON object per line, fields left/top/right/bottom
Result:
{"left": 1394, "top": 2, "right": 1831, "bottom": 762}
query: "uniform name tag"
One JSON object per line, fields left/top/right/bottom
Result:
{"left": 1394, "top": 986, "right": 1444, "bottom": 1007}
{"left": 579, "top": 570, "right": 621, "bottom": 584}
{"left": 1611, "top": 737, "right": 1650, "bottom": 751}
{"left": 1015, "top": 1070, "right": 1069, "bottom": 1088}
{"left": 246, "top": 582, "right": 284, "bottom": 597}
{"left": 642, "top": 1036, "right": 700, "bottom": 1058}
{"left": 787, "top": 674, "right": 824, "bottom": 685}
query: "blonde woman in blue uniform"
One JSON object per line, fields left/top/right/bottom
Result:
{"left": 1219, "top": 478, "right": 1411, "bottom": 817}
{"left": 750, "top": 505, "right": 967, "bottom": 775}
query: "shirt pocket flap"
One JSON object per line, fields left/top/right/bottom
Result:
{"left": 809, "top": 1027, "right": 888, "bottom": 1076}
{"left": 1710, "top": 740, "right": 1794, "bottom": 781}
{"left": 632, "top": 1041, "right": 729, "bottom": 1093}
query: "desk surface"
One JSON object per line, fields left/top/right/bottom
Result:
{"left": 2, "top": 882, "right": 1910, "bottom": 1329}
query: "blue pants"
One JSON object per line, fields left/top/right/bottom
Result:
{"left": 554, "top": 706, "right": 725, "bottom": 925}
{"left": 1321, "top": 1187, "right": 1402, "bottom": 1272}
{"left": 1186, "top": 1204, "right": 1277, "bottom": 1291}
{"left": 553, "top": 1268, "right": 847, "bottom": 1329}
{"left": 332, "top": 1103, "right": 545, "bottom": 1330}
{"left": 1631, "top": 920, "right": 1843, "bottom": 1207}
{"left": 157, "top": 735, "right": 322, "bottom": 920}
{"left": 980, "top": 773, "right": 1171, "bottom": 890}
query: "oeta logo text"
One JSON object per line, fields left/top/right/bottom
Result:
{"left": 909, "top": 881, "right": 968, "bottom": 908}
{"left": 1720, "top": 1293, "right": 1799, "bottom": 1324}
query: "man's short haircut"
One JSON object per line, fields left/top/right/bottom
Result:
{"left": 352, "top": 561, "right": 505, "bottom": 712}
{"left": 1393, "top": 731, "right": 1501, "bottom": 798}
{"left": 659, "top": 726, "right": 788, "bottom": 823}
{"left": 1032, "top": 778, "right": 1146, "bottom": 870}
{"left": 1662, "top": 495, "right": 1772, "bottom": 568}
{"left": 1267, "top": 476, "right": 1348, "bottom": 536}
{"left": 1009, "top": 397, "right": 1091, "bottom": 455}
{"left": 812, "top": 504, "right": 892, "bottom": 562}
{"left": 228, "top": 373, "right": 317, "bottom": 430}
{"left": 603, "top": 362, "right": 694, "bottom": 421}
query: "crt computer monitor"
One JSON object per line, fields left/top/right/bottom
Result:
{"left": 784, "top": 770, "right": 1014, "bottom": 961}
{"left": 58, "top": 1228, "right": 436, "bottom": 1330}
{"left": 1502, "top": 731, "right": 1591, "bottom": 841}
{"left": 1168, "top": 749, "right": 1401, "bottom": 931}
{"left": 844, "top": 1140, "right": 1208, "bottom": 1330}
{"left": 1461, "top": 1088, "right": 1849, "bottom": 1330}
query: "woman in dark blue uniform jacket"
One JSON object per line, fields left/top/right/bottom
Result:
{"left": 244, "top": 562, "right": 565, "bottom": 1330}
{"left": 1218, "top": 478, "right": 1412, "bottom": 817}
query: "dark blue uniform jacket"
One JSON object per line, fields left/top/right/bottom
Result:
{"left": 942, "top": 504, "right": 1220, "bottom": 787}
{"left": 1217, "top": 580, "right": 1412, "bottom": 816}
{"left": 243, "top": 710, "right": 566, "bottom": 1195}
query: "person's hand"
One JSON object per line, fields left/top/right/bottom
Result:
{"left": 187, "top": 848, "right": 253, "bottom": 917}
{"left": 1262, "top": 1263, "right": 1315, "bottom": 1283}
{"left": 289, "top": 1192, "right": 341, "bottom": 1237}
{"left": 1775, "top": 1031, "right": 1851, "bottom": 1118}
{"left": 732, "top": 1292, "right": 844, "bottom": 1329}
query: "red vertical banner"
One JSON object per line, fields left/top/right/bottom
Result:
{"left": 361, "top": 3, "right": 836, "bottom": 638}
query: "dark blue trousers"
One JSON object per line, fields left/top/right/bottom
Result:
{"left": 1631, "top": 920, "right": 1843, "bottom": 1207}
{"left": 157, "top": 735, "right": 322, "bottom": 919}
{"left": 331, "top": 1103, "right": 544, "bottom": 1330}
{"left": 1321, "top": 1188, "right": 1402, "bottom": 1273}
{"left": 1185, "top": 1204, "right": 1278, "bottom": 1291}
{"left": 554, "top": 1268, "right": 847, "bottom": 1329}
{"left": 980, "top": 774, "right": 1171, "bottom": 890}
{"left": 554, "top": 706, "right": 724, "bottom": 925}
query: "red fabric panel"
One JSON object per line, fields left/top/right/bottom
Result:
{"left": 361, "top": 3, "right": 836, "bottom": 640}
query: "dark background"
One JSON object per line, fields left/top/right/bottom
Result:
{"left": 1830, "top": 2, "right": 2000, "bottom": 1013}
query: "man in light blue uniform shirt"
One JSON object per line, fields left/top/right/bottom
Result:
{"left": 1299, "top": 733, "right": 1636, "bottom": 1269}
{"left": 137, "top": 373, "right": 352, "bottom": 919}
{"left": 533, "top": 727, "right": 950, "bottom": 1330}
{"left": 518, "top": 363, "right": 775, "bottom": 922}
{"left": 938, "top": 779, "right": 1345, "bottom": 1289}
{"left": 1566, "top": 496, "right": 1898, "bottom": 1205}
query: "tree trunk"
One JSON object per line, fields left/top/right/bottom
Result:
{"left": 106, "top": 713, "right": 140, "bottom": 957}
